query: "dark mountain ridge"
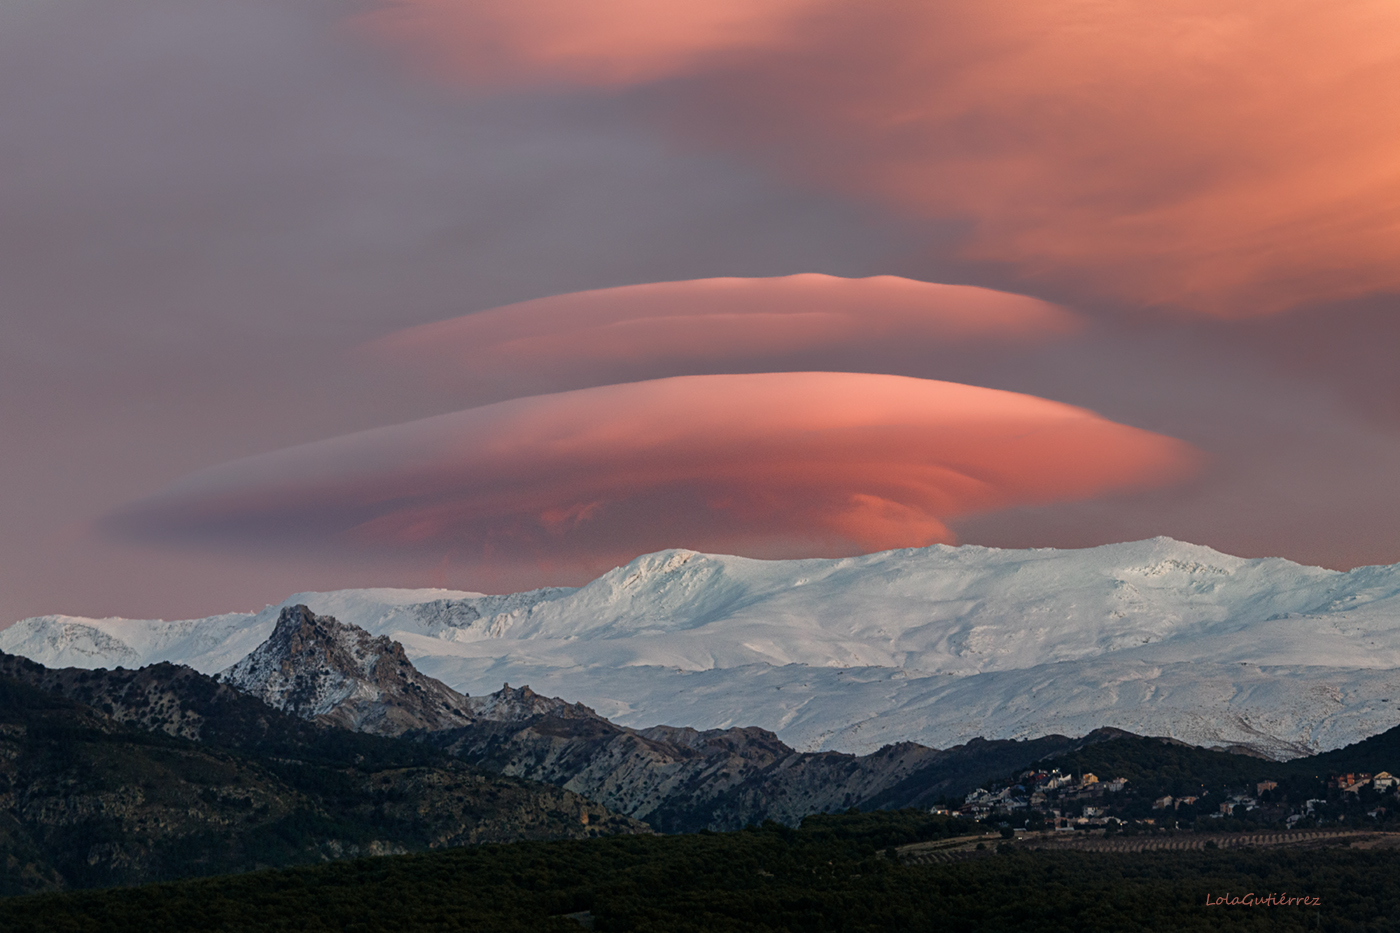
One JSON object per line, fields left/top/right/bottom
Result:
{"left": 0, "top": 653, "right": 646, "bottom": 896}
{"left": 1019, "top": 723, "right": 1400, "bottom": 799}
{"left": 429, "top": 705, "right": 1136, "bottom": 831}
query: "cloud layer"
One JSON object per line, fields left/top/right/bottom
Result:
{"left": 366, "top": 274, "right": 1080, "bottom": 401}
{"left": 364, "top": 0, "right": 1400, "bottom": 316}
{"left": 111, "top": 372, "right": 1198, "bottom": 585}
{"left": 8, "top": 0, "right": 1399, "bottom": 624}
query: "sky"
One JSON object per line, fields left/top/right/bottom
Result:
{"left": 3, "top": 0, "right": 1400, "bottom": 623}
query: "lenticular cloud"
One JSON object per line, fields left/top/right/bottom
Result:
{"left": 366, "top": 274, "right": 1080, "bottom": 401}
{"left": 112, "top": 373, "right": 1198, "bottom": 584}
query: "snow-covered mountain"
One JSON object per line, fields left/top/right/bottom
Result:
{"left": 6, "top": 537, "right": 1400, "bottom": 758}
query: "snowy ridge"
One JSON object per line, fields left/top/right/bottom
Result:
{"left": 5, "top": 538, "right": 1400, "bottom": 757}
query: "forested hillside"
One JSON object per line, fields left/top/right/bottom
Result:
{"left": 4, "top": 810, "right": 1388, "bottom": 932}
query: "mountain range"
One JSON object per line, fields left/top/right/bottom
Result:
{"left": 10, "top": 595, "right": 1400, "bottom": 896}
{"left": 6, "top": 537, "right": 1400, "bottom": 759}
{"left": 0, "top": 607, "right": 1114, "bottom": 893}
{"left": 214, "top": 605, "right": 1119, "bottom": 831}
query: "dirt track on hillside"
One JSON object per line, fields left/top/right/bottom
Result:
{"left": 896, "top": 829, "right": 1400, "bottom": 864}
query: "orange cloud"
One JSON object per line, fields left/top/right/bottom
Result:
{"left": 364, "top": 274, "right": 1080, "bottom": 402}
{"left": 360, "top": 0, "right": 1400, "bottom": 316}
{"left": 112, "top": 373, "right": 1198, "bottom": 585}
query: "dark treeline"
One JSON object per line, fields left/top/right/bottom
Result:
{"left": 2, "top": 809, "right": 1392, "bottom": 932}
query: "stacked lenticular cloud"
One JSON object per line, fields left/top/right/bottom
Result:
{"left": 111, "top": 274, "right": 1198, "bottom": 586}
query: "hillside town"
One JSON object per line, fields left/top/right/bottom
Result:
{"left": 945, "top": 768, "right": 1400, "bottom": 833}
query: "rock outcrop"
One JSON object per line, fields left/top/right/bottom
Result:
{"left": 219, "top": 605, "right": 475, "bottom": 735}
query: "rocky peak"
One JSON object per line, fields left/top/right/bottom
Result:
{"left": 219, "top": 605, "right": 475, "bottom": 735}
{"left": 466, "top": 683, "right": 603, "bottom": 723}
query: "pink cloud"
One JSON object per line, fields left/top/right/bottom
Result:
{"left": 112, "top": 372, "right": 1198, "bottom": 586}
{"left": 360, "top": 0, "right": 1400, "bottom": 316}
{"left": 364, "top": 274, "right": 1080, "bottom": 401}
